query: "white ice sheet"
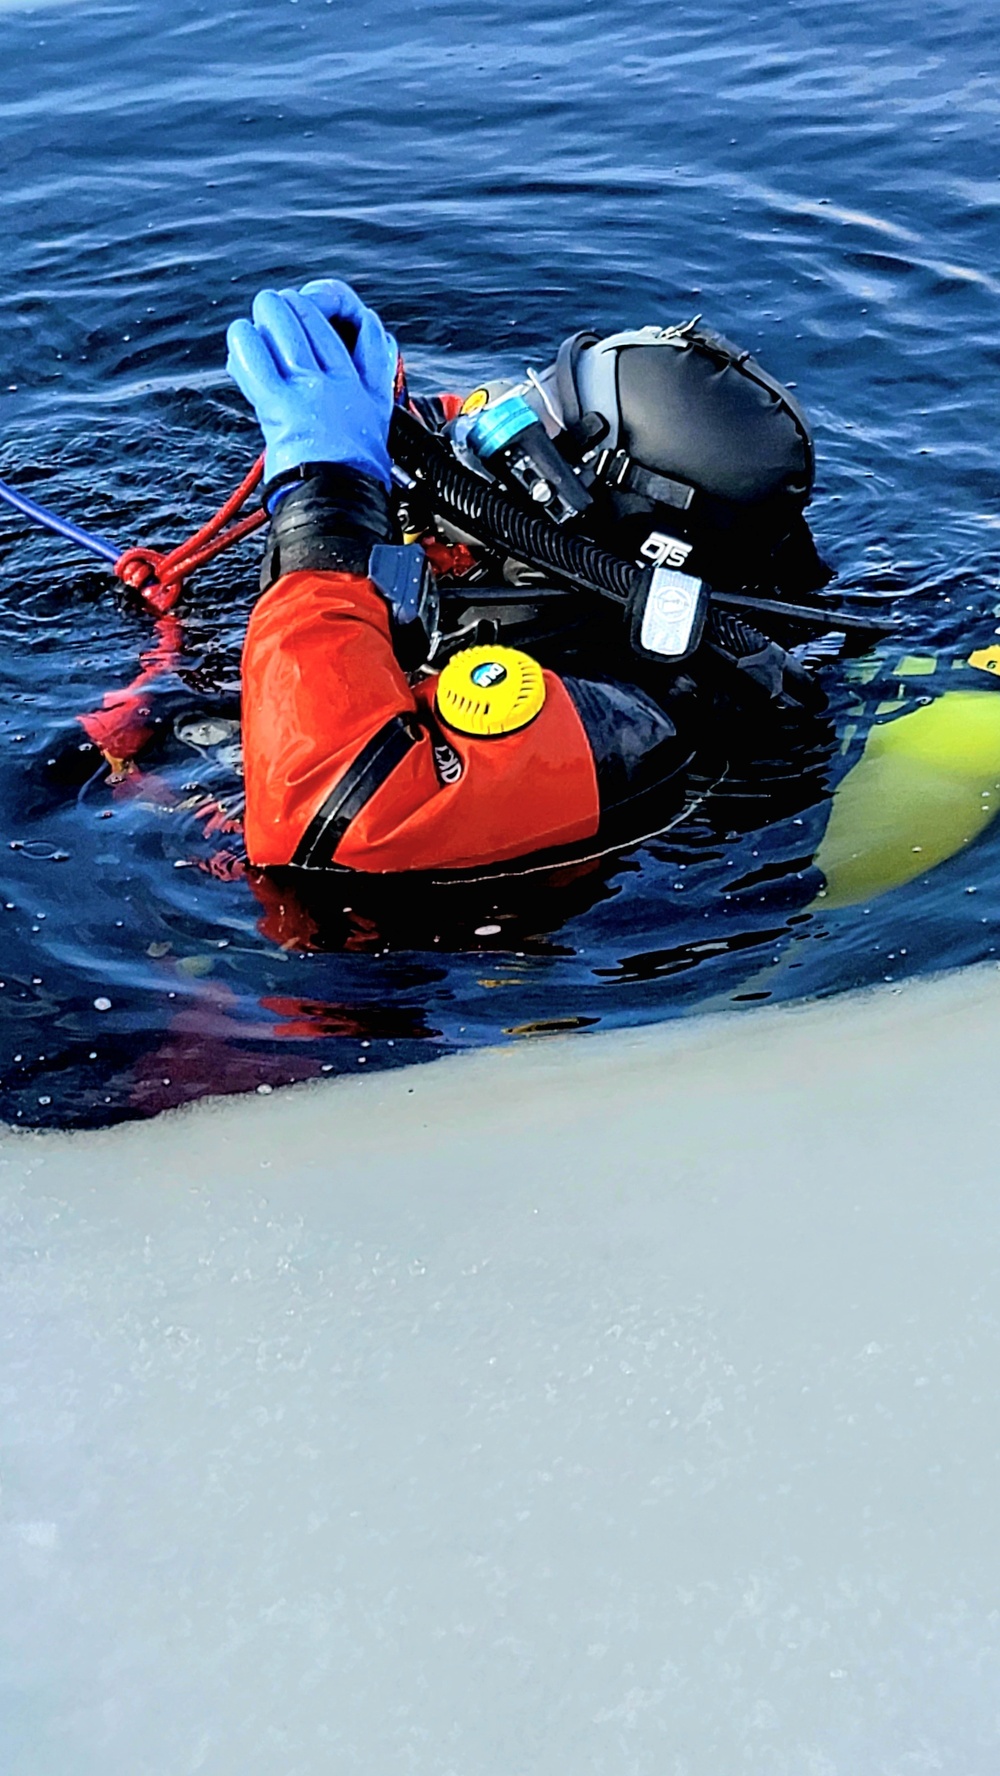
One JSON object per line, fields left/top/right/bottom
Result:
{"left": 3, "top": 969, "right": 1000, "bottom": 1774}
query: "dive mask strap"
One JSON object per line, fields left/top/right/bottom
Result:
{"left": 554, "top": 330, "right": 606, "bottom": 452}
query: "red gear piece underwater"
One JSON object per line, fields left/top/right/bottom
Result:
{"left": 241, "top": 568, "right": 601, "bottom": 873}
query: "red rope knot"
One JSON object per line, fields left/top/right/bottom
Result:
{"left": 113, "top": 454, "right": 267, "bottom": 616}
{"left": 114, "top": 546, "right": 181, "bottom": 614}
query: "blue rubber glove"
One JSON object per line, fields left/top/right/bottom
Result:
{"left": 226, "top": 281, "right": 397, "bottom": 493}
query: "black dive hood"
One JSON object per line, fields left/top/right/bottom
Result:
{"left": 538, "top": 321, "right": 817, "bottom": 578}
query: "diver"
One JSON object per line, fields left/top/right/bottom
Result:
{"left": 26, "top": 273, "right": 1000, "bottom": 933}
{"left": 226, "top": 278, "right": 840, "bottom": 878}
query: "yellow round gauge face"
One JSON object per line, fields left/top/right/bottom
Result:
{"left": 435, "top": 645, "right": 547, "bottom": 736}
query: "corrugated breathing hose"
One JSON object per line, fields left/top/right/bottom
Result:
{"left": 390, "top": 405, "right": 638, "bottom": 605}
{"left": 390, "top": 405, "right": 817, "bottom": 702}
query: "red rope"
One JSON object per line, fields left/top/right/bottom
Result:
{"left": 113, "top": 454, "right": 267, "bottom": 614}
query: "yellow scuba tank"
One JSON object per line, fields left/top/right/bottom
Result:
{"left": 816, "top": 686, "right": 1000, "bottom": 908}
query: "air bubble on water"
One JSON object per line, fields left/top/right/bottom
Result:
{"left": 256, "top": 1083, "right": 272, "bottom": 1095}
{"left": 94, "top": 997, "right": 111, "bottom": 1012}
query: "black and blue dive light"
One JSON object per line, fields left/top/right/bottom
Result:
{"left": 466, "top": 392, "right": 592, "bottom": 526}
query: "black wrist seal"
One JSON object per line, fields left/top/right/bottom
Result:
{"left": 259, "top": 465, "right": 399, "bottom": 591}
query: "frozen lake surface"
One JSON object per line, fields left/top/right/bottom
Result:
{"left": 3, "top": 968, "right": 1000, "bottom": 1773}
{"left": 3, "top": 0, "right": 1000, "bottom": 1123}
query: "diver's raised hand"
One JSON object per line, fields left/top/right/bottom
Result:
{"left": 226, "top": 283, "right": 396, "bottom": 496}
{"left": 297, "top": 277, "right": 399, "bottom": 434}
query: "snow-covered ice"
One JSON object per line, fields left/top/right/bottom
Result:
{"left": 2, "top": 968, "right": 1000, "bottom": 1774}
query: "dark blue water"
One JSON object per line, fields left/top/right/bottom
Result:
{"left": 2, "top": 0, "right": 999, "bottom": 1126}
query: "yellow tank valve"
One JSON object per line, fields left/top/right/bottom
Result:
{"left": 435, "top": 645, "right": 546, "bottom": 737}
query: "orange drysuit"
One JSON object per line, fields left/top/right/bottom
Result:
{"left": 241, "top": 567, "right": 602, "bottom": 873}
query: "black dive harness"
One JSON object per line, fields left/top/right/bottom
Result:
{"left": 387, "top": 405, "right": 897, "bottom": 709}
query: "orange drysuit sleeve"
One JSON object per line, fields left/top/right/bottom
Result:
{"left": 241, "top": 569, "right": 600, "bottom": 873}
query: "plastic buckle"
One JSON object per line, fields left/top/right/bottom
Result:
{"left": 593, "top": 447, "right": 631, "bottom": 490}
{"left": 368, "top": 542, "right": 440, "bottom": 671}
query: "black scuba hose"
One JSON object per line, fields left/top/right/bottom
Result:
{"left": 390, "top": 405, "right": 636, "bottom": 605}
{"left": 707, "top": 607, "right": 769, "bottom": 657}
{"left": 389, "top": 405, "right": 895, "bottom": 646}
{"left": 390, "top": 407, "right": 817, "bottom": 705}
{"left": 391, "top": 408, "right": 844, "bottom": 711}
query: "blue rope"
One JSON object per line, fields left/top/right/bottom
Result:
{"left": 0, "top": 474, "right": 121, "bottom": 566}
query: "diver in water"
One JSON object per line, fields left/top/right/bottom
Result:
{"left": 226, "top": 277, "right": 841, "bottom": 879}
{"left": 11, "top": 261, "right": 996, "bottom": 991}
{"left": 51, "top": 274, "right": 1000, "bottom": 923}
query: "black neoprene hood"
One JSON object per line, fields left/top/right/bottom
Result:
{"left": 614, "top": 336, "right": 813, "bottom": 507}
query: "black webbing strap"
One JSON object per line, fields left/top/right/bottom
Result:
{"left": 596, "top": 448, "right": 695, "bottom": 512}
{"left": 292, "top": 712, "right": 423, "bottom": 870}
